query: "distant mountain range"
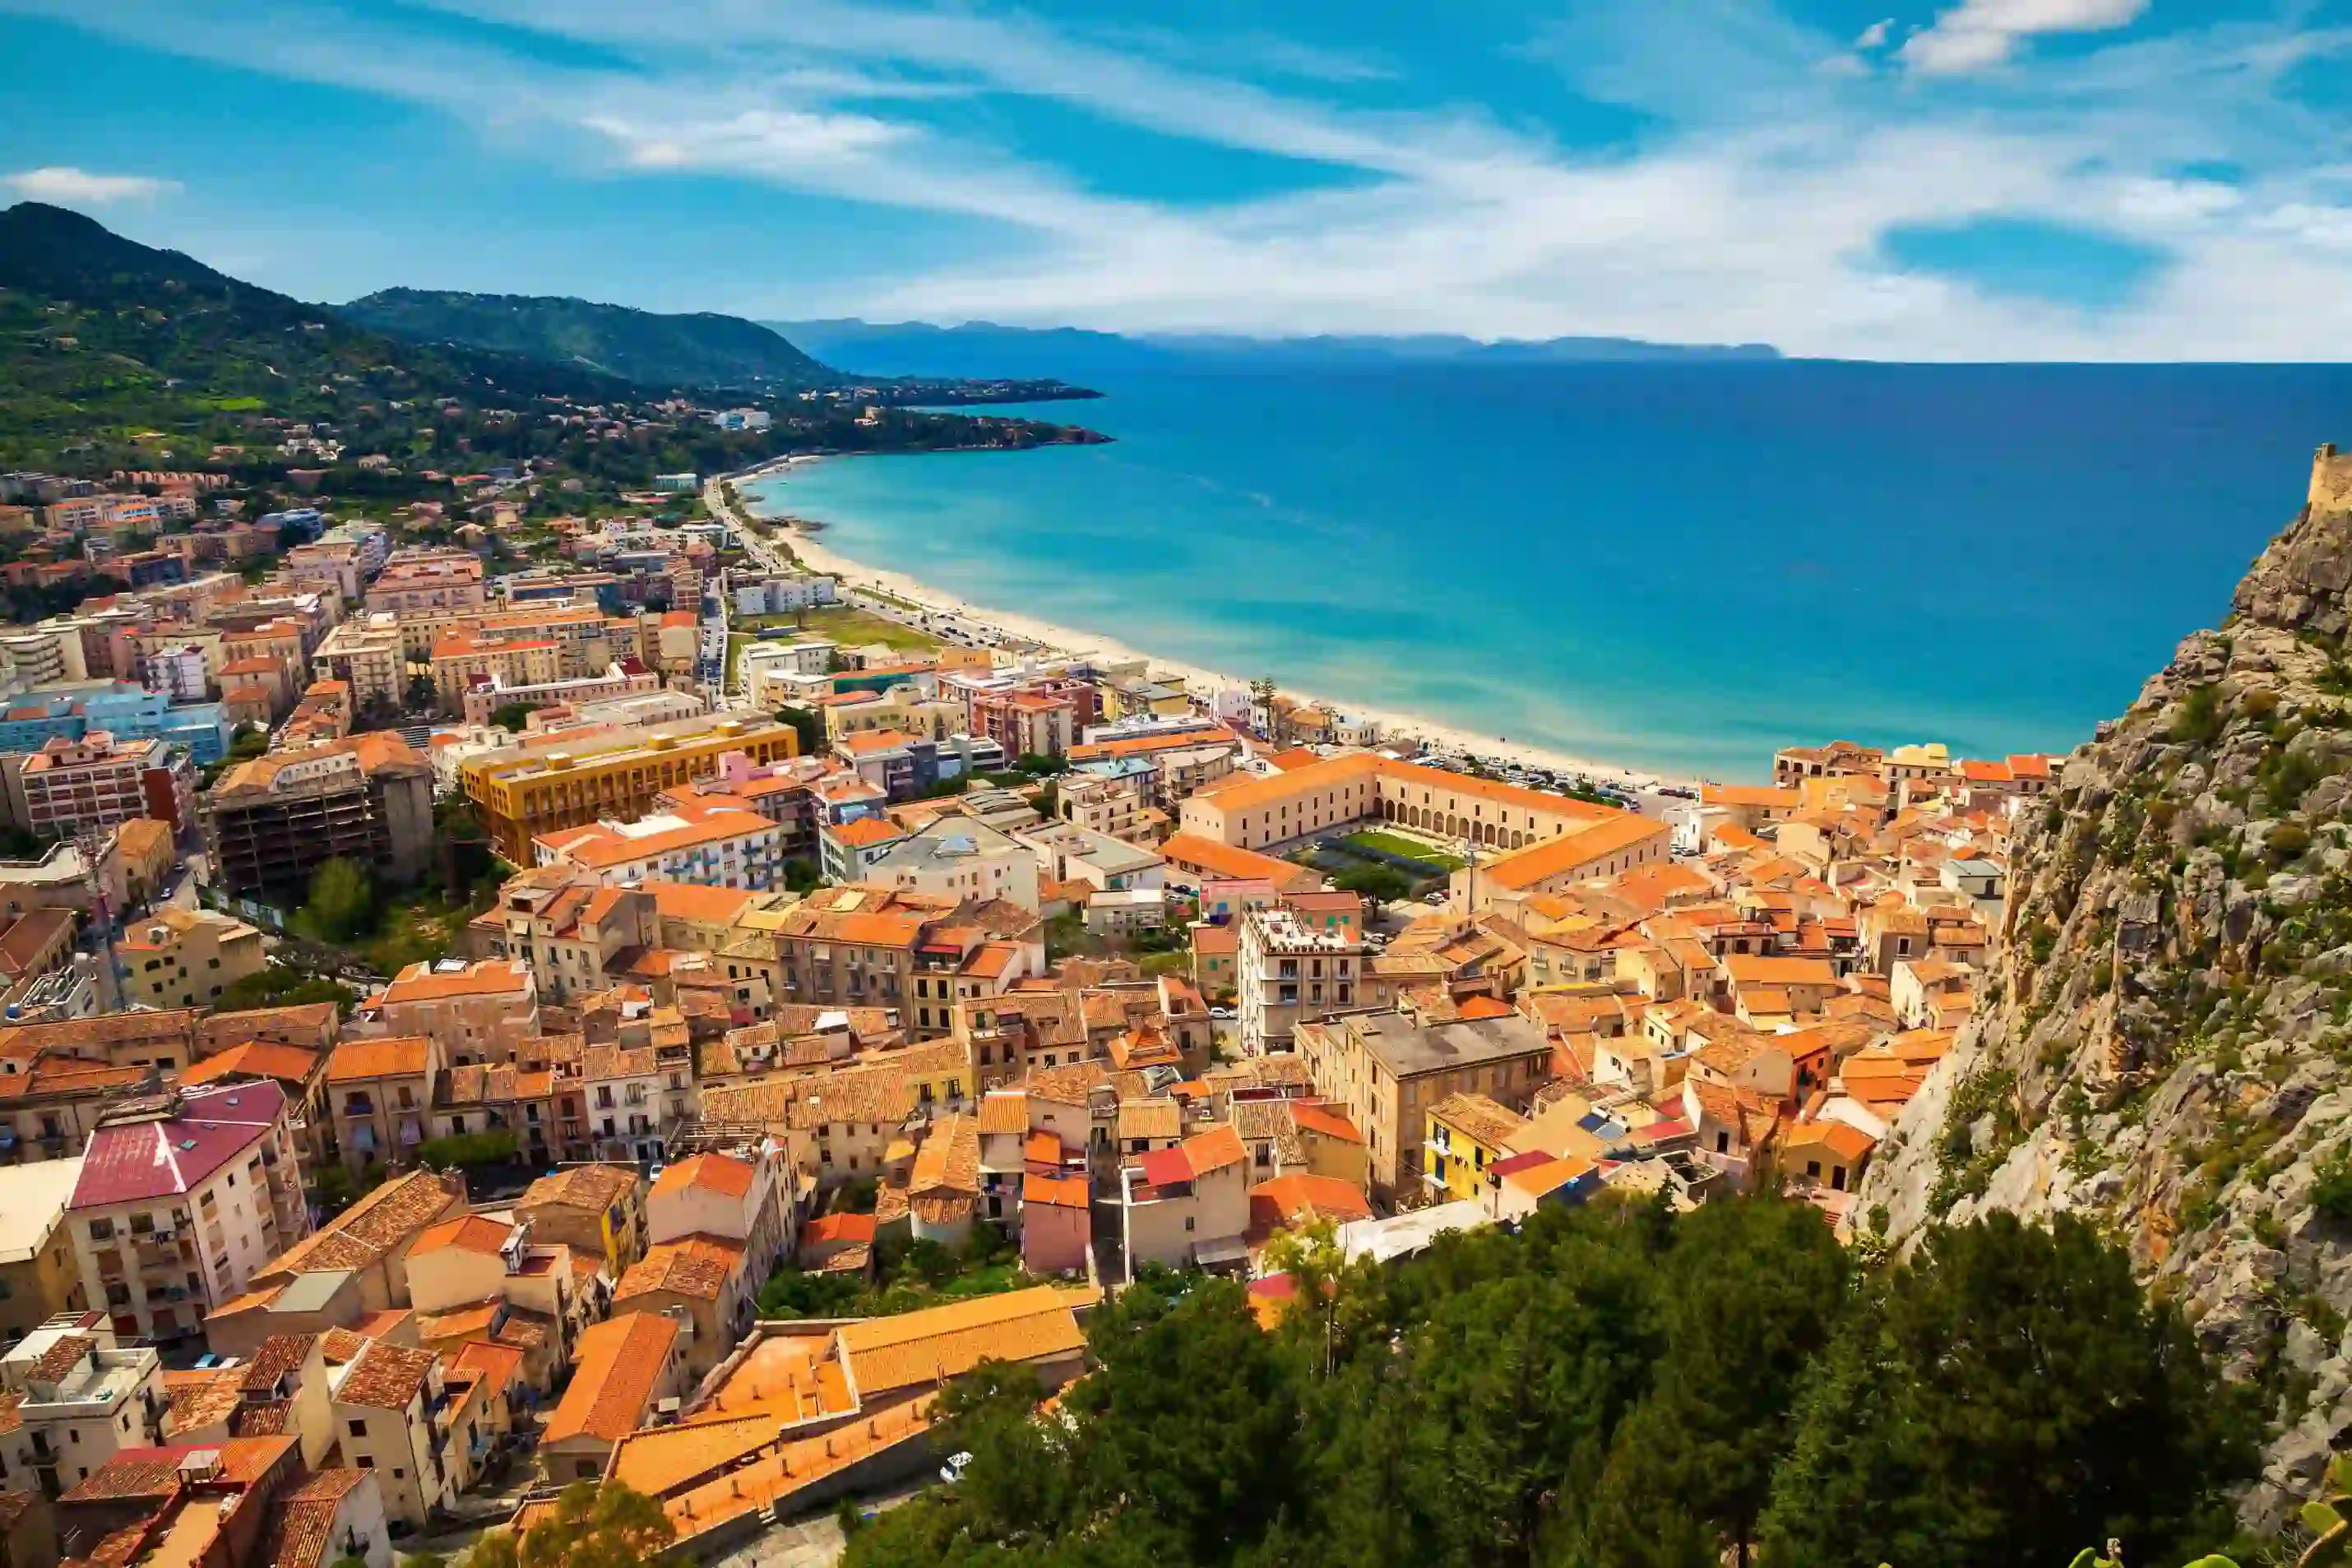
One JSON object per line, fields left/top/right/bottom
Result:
{"left": 342, "top": 287, "right": 841, "bottom": 394}
{"left": 770, "top": 319, "right": 1782, "bottom": 381}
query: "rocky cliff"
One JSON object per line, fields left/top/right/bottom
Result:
{"left": 1867, "top": 446, "right": 2352, "bottom": 1527}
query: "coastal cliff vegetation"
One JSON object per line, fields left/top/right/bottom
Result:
{"left": 842, "top": 1196, "right": 2259, "bottom": 1568}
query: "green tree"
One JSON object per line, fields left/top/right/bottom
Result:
{"left": 775, "top": 705, "right": 825, "bottom": 753}
{"left": 306, "top": 857, "right": 376, "bottom": 943}
{"left": 1065, "top": 1277, "right": 1308, "bottom": 1565}
{"left": 489, "top": 702, "right": 534, "bottom": 733}
{"left": 226, "top": 724, "right": 270, "bottom": 761}
{"left": 461, "top": 1479, "right": 673, "bottom": 1568}
{"left": 1332, "top": 863, "right": 1414, "bottom": 902}
{"left": 1757, "top": 1213, "right": 2256, "bottom": 1568}
{"left": 218, "top": 969, "right": 357, "bottom": 1013}
{"left": 1581, "top": 1199, "right": 1848, "bottom": 1568}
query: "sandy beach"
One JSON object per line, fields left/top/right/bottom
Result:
{"left": 728, "top": 459, "right": 1705, "bottom": 794}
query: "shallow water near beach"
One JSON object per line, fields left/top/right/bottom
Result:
{"left": 748, "top": 361, "right": 2352, "bottom": 781}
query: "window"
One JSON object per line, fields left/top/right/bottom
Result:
{"left": 349, "top": 1419, "right": 367, "bottom": 1438}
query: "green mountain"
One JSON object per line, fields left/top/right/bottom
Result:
{"left": 0, "top": 201, "right": 640, "bottom": 466}
{"left": 343, "top": 287, "right": 840, "bottom": 393}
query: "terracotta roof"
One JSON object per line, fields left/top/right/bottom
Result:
{"left": 334, "top": 1342, "right": 437, "bottom": 1411}
{"left": 266, "top": 1467, "right": 372, "bottom": 1568}
{"left": 1023, "top": 1173, "right": 1088, "bottom": 1210}
{"left": 181, "top": 1042, "right": 322, "bottom": 1087}
{"left": 836, "top": 1286, "right": 1085, "bottom": 1395}
{"left": 519, "top": 1163, "right": 639, "bottom": 1214}
{"left": 258, "top": 1168, "right": 461, "bottom": 1277}
{"left": 1248, "top": 1173, "right": 1372, "bottom": 1233}
{"left": 447, "top": 1339, "right": 527, "bottom": 1390}
{"left": 165, "top": 1373, "right": 245, "bottom": 1436}
{"left": 410, "top": 1215, "right": 516, "bottom": 1258}
{"left": 1288, "top": 1102, "right": 1364, "bottom": 1144}
{"left": 325, "top": 1037, "right": 431, "bottom": 1083}
{"left": 651, "top": 1152, "right": 755, "bottom": 1202}
{"left": 1116, "top": 1099, "right": 1180, "bottom": 1142}
{"left": 544, "top": 1312, "right": 680, "bottom": 1445}
{"left": 1178, "top": 1122, "right": 1246, "bottom": 1176}
{"left": 240, "top": 1334, "right": 317, "bottom": 1394}
{"left": 802, "top": 1213, "right": 877, "bottom": 1247}
{"left": 616, "top": 1234, "right": 743, "bottom": 1303}
{"left": 1428, "top": 1091, "right": 1525, "bottom": 1149}
{"left": 377, "top": 959, "right": 531, "bottom": 1004}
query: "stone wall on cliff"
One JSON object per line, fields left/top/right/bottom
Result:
{"left": 1866, "top": 446, "right": 2352, "bottom": 1529}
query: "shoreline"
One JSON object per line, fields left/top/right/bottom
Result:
{"left": 730, "top": 466, "right": 1710, "bottom": 795}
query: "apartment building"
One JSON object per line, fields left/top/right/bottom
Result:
{"left": 350, "top": 960, "right": 538, "bottom": 1063}
{"left": 612, "top": 1235, "right": 748, "bottom": 1383}
{"left": 117, "top": 909, "right": 266, "bottom": 1011}
{"left": 64, "top": 1083, "right": 311, "bottom": 1344}
{"left": 970, "top": 687, "right": 1079, "bottom": 760}
{"left": 822, "top": 690, "right": 965, "bottom": 747}
{"left": 324, "top": 1037, "right": 439, "bottom": 1173}
{"left": 0, "top": 1314, "right": 164, "bottom": 1498}
{"left": 5, "top": 733, "right": 196, "bottom": 839}
{"left": 0, "top": 1161, "right": 89, "bottom": 1336}
{"left": 1294, "top": 1010, "right": 1552, "bottom": 1201}
{"left": 429, "top": 633, "right": 565, "bottom": 715}
{"left": 201, "top": 733, "right": 435, "bottom": 900}
{"left": 647, "top": 1149, "right": 790, "bottom": 1284}
{"left": 769, "top": 886, "right": 943, "bottom": 1011}
{"left": 532, "top": 803, "right": 788, "bottom": 892}
{"left": 458, "top": 715, "right": 800, "bottom": 865}
{"left": 308, "top": 616, "right": 407, "bottom": 709}
{"left": 866, "top": 817, "right": 1040, "bottom": 910}
{"left": 458, "top": 662, "right": 660, "bottom": 727}
{"left": 1235, "top": 905, "right": 1368, "bottom": 1057}
{"left": 330, "top": 1342, "right": 455, "bottom": 1529}
{"left": 362, "top": 548, "right": 485, "bottom": 617}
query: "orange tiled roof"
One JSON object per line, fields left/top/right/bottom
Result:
{"left": 651, "top": 1152, "right": 757, "bottom": 1201}
{"left": 324, "top": 1036, "right": 431, "bottom": 1083}
{"left": 544, "top": 1312, "right": 681, "bottom": 1445}
{"left": 836, "top": 1286, "right": 1084, "bottom": 1395}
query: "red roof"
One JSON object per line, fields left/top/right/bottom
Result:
{"left": 1137, "top": 1145, "right": 1192, "bottom": 1189}
{"left": 802, "top": 1213, "right": 877, "bottom": 1246}
{"left": 71, "top": 1082, "right": 289, "bottom": 1208}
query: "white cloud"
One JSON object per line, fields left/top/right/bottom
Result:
{"left": 1855, "top": 19, "right": 1894, "bottom": 49}
{"left": 1901, "top": 0, "right": 2151, "bottom": 75}
{"left": 2, "top": 165, "right": 180, "bottom": 203}
{"left": 12, "top": 0, "right": 2352, "bottom": 358}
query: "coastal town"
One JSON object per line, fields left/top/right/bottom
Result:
{"left": 0, "top": 437, "right": 2058, "bottom": 1568}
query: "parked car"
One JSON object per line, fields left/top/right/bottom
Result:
{"left": 1209, "top": 1006, "right": 1235, "bottom": 1020}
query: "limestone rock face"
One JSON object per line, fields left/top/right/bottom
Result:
{"left": 1864, "top": 449, "right": 2352, "bottom": 1528}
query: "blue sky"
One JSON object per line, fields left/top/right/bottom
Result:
{"left": 4, "top": 0, "right": 2352, "bottom": 358}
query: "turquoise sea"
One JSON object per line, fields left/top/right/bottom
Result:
{"left": 744, "top": 363, "right": 2352, "bottom": 782}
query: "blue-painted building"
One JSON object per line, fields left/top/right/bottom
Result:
{"left": 0, "top": 682, "right": 233, "bottom": 764}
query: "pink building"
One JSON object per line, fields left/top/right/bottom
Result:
{"left": 1020, "top": 1173, "right": 1090, "bottom": 1276}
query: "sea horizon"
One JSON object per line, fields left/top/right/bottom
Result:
{"left": 745, "top": 359, "right": 2352, "bottom": 782}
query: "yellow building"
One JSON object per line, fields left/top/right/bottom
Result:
{"left": 460, "top": 716, "right": 800, "bottom": 865}
{"left": 1177, "top": 752, "right": 1625, "bottom": 855}
{"left": 1424, "top": 1092, "right": 1529, "bottom": 1205}
{"left": 118, "top": 908, "right": 267, "bottom": 1010}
